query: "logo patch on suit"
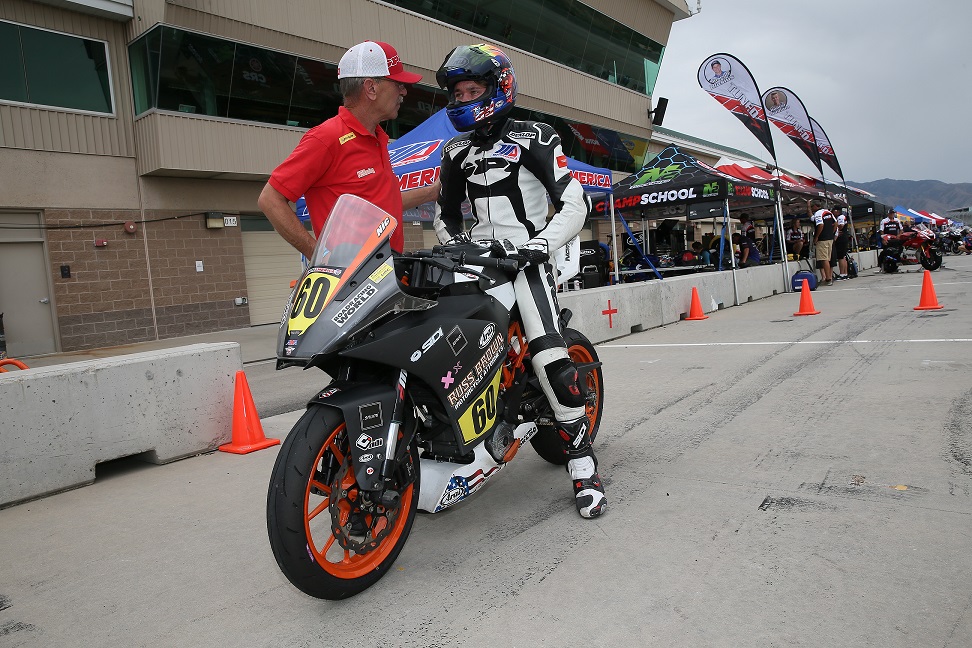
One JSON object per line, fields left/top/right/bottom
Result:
{"left": 490, "top": 142, "right": 520, "bottom": 162}
{"left": 339, "top": 132, "right": 356, "bottom": 145}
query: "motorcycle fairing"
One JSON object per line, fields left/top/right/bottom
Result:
{"left": 418, "top": 421, "right": 539, "bottom": 513}
{"left": 277, "top": 245, "right": 436, "bottom": 366}
{"left": 307, "top": 382, "right": 401, "bottom": 492}
{"left": 340, "top": 305, "right": 510, "bottom": 452}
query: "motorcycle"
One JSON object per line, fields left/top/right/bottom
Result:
{"left": 266, "top": 195, "right": 604, "bottom": 600}
{"left": 878, "top": 223, "right": 943, "bottom": 273}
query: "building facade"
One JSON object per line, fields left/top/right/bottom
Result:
{"left": 0, "top": 0, "right": 689, "bottom": 356}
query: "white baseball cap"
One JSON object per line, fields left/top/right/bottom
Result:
{"left": 338, "top": 41, "right": 422, "bottom": 84}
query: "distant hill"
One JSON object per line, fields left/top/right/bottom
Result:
{"left": 847, "top": 179, "right": 972, "bottom": 215}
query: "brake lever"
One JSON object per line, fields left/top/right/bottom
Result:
{"left": 454, "top": 265, "right": 495, "bottom": 285}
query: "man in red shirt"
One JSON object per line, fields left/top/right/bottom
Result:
{"left": 258, "top": 41, "right": 438, "bottom": 255}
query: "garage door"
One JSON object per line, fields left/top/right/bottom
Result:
{"left": 241, "top": 230, "right": 306, "bottom": 325}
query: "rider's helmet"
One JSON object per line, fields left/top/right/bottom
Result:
{"left": 436, "top": 44, "right": 517, "bottom": 132}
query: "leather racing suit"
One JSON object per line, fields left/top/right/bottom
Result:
{"left": 434, "top": 118, "right": 592, "bottom": 438}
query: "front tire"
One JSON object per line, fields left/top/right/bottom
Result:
{"left": 267, "top": 405, "right": 419, "bottom": 600}
{"left": 530, "top": 328, "right": 605, "bottom": 465}
{"left": 920, "top": 247, "right": 943, "bottom": 271}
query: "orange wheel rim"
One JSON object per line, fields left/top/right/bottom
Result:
{"left": 303, "top": 423, "right": 413, "bottom": 579}
{"left": 568, "top": 344, "right": 600, "bottom": 431}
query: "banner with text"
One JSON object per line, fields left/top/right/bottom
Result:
{"left": 698, "top": 53, "right": 776, "bottom": 160}
{"left": 760, "top": 86, "right": 822, "bottom": 174}
{"left": 809, "top": 117, "right": 844, "bottom": 179}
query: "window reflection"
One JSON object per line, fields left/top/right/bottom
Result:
{"left": 383, "top": 0, "right": 664, "bottom": 95}
{"left": 128, "top": 24, "right": 650, "bottom": 173}
{"left": 1, "top": 20, "right": 113, "bottom": 113}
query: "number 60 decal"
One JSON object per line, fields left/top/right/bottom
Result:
{"left": 458, "top": 371, "right": 502, "bottom": 443}
{"left": 287, "top": 272, "right": 339, "bottom": 334}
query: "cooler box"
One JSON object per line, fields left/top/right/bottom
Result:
{"left": 792, "top": 270, "right": 817, "bottom": 291}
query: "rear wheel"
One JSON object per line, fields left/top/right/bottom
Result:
{"left": 920, "top": 247, "right": 943, "bottom": 270}
{"left": 267, "top": 405, "right": 419, "bottom": 600}
{"left": 530, "top": 328, "right": 604, "bottom": 465}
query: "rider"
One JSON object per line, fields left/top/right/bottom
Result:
{"left": 879, "top": 209, "right": 903, "bottom": 246}
{"left": 433, "top": 44, "right": 606, "bottom": 519}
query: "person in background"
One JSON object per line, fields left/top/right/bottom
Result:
{"left": 732, "top": 232, "right": 760, "bottom": 267}
{"left": 786, "top": 218, "right": 804, "bottom": 259}
{"left": 879, "top": 208, "right": 903, "bottom": 246}
{"left": 738, "top": 213, "right": 756, "bottom": 242}
{"left": 809, "top": 199, "right": 836, "bottom": 285}
{"left": 832, "top": 207, "right": 850, "bottom": 280}
{"left": 258, "top": 41, "right": 439, "bottom": 257}
{"left": 692, "top": 241, "right": 711, "bottom": 265}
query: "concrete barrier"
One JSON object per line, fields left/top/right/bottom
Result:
{"left": 0, "top": 343, "right": 241, "bottom": 508}
{"left": 560, "top": 256, "right": 879, "bottom": 345}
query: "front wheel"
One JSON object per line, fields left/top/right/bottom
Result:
{"left": 267, "top": 405, "right": 420, "bottom": 600}
{"left": 920, "top": 247, "right": 943, "bottom": 271}
{"left": 530, "top": 328, "right": 605, "bottom": 465}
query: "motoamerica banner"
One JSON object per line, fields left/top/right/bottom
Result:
{"left": 809, "top": 117, "right": 844, "bottom": 179}
{"left": 698, "top": 53, "right": 775, "bottom": 160}
{"left": 760, "top": 86, "right": 822, "bottom": 174}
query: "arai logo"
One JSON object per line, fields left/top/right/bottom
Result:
{"left": 479, "top": 323, "right": 497, "bottom": 349}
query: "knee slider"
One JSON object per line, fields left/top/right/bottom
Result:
{"left": 545, "top": 357, "right": 587, "bottom": 409}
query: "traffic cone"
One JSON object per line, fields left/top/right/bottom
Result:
{"left": 219, "top": 370, "right": 280, "bottom": 454}
{"left": 914, "top": 270, "right": 943, "bottom": 311}
{"left": 685, "top": 287, "right": 708, "bottom": 321}
{"left": 793, "top": 279, "right": 820, "bottom": 316}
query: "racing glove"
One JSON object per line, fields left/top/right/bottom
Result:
{"left": 515, "top": 240, "right": 550, "bottom": 267}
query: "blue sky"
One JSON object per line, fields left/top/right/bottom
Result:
{"left": 652, "top": 0, "right": 971, "bottom": 184}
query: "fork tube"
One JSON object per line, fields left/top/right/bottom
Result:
{"left": 381, "top": 369, "right": 407, "bottom": 480}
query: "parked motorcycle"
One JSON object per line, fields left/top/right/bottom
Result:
{"left": 266, "top": 195, "right": 604, "bottom": 600}
{"left": 878, "top": 223, "right": 942, "bottom": 273}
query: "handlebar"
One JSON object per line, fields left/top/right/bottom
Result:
{"left": 407, "top": 246, "right": 521, "bottom": 274}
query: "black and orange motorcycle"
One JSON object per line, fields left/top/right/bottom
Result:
{"left": 266, "top": 194, "right": 603, "bottom": 599}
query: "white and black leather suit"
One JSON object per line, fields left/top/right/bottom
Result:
{"left": 434, "top": 118, "right": 591, "bottom": 429}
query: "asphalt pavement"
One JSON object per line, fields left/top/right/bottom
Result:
{"left": 2, "top": 261, "right": 971, "bottom": 647}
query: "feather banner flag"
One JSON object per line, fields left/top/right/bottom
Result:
{"left": 809, "top": 117, "right": 844, "bottom": 179}
{"left": 698, "top": 53, "right": 776, "bottom": 160}
{"left": 760, "top": 86, "right": 822, "bottom": 174}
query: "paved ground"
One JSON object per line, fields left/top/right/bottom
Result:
{"left": 2, "top": 262, "right": 971, "bottom": 647}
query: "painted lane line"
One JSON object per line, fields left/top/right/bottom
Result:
{"left": 600, "top": 339, "right": 972, "bottom": 349}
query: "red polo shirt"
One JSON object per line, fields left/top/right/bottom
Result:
{"left": 269, "top": 106, "right": 403, "bottom": 252}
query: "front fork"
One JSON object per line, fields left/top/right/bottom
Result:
{"left": 380, "top": 369, "right": 408, "bottom": 482}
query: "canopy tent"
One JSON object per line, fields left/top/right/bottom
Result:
{"left": 592, "top": 145, "right": 776, "bottom": 219}
{"left": 590, "top": 145, "right": 788, "bottom": 294}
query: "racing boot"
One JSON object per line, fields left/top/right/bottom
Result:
{"left": 558, "top": 417, "right": 607, "bottom": 519}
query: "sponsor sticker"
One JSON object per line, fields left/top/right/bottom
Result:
{"left": 479, "top": 322, "right": 497, "bottom": 348}
{"left": 338, "top": 132, "right": 356, "bottom": 145}
{"left": 359, "top": 453, "right": 374, "bottom": 462}
{"left": 357, "top": 167, "right": 375, "bottom": 178}
{"left": 441, "top": 371, "right": 455, "bottom": 389}
{"left": 556, "top": 154, "right": 568, "bottom": 168}
{"left": 369, "top": 263, "right": 393, "bottom": 284}
{"left": 410, "top": 326, "right": 444, "bottom": 362}
{"left": 318, "top": 387, "right": 340, "bottom": 398}
{"left": 359, "top": 402, "right": 383, "bottom": 431}
{"left": 491, "top": 143, "right": 520, "bottom": 162}
{"left": 508, "top": 131, "right": 536, "bottom": 140}
{"left": 332, "top": 283, "right": 377, "bottom": 327}
{"left": 447, "top": 325, "right": 467, "bottom": 356}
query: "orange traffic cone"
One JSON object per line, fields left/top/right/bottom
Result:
{"left": 914, "top": 270, "right": 943, "bottom": 311}
{"left": 685, "top": 287, "right": 708, "bottom": 321}
{"left": 793, "top": 279, "right": 820, "bottom": 316}
{"left": 219, "top": 370, "right": 280, "bottom": 454}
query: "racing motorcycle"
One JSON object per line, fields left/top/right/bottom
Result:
{"left": 266, "top": 195, "right": 603, "bottom": 600}
{"left": 878, "top": 223, "right": 943, "bottom": 273}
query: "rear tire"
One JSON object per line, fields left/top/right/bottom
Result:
{"left": 530, "top": 328, "right": 604, "bottom": 465}
{"left": 267, "top": 405, "right": 419, "bottom": 600}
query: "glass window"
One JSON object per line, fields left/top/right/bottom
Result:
{"left": 157, "top": 27, "right": 234, "bottom": 116}
{"left": 227, "top": 45, "right": 296, "bottom": 124}
{"left": 0, "top": 22, "right": 28, "bottom": 104}
{"left": 288, "top": 57, "right": 342, "bottom": 128}
{"left": 129, "top": 26, "right": 161, "bottom": 115}
{"left": 0, "top": 20, "right": 113, "bottom": 113}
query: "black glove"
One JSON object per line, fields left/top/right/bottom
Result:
{"left": 515, "top": 241, "right": 549, "bottom": 266}
{"left": 447, "top": 232, "right": 471, "bottom": 245}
